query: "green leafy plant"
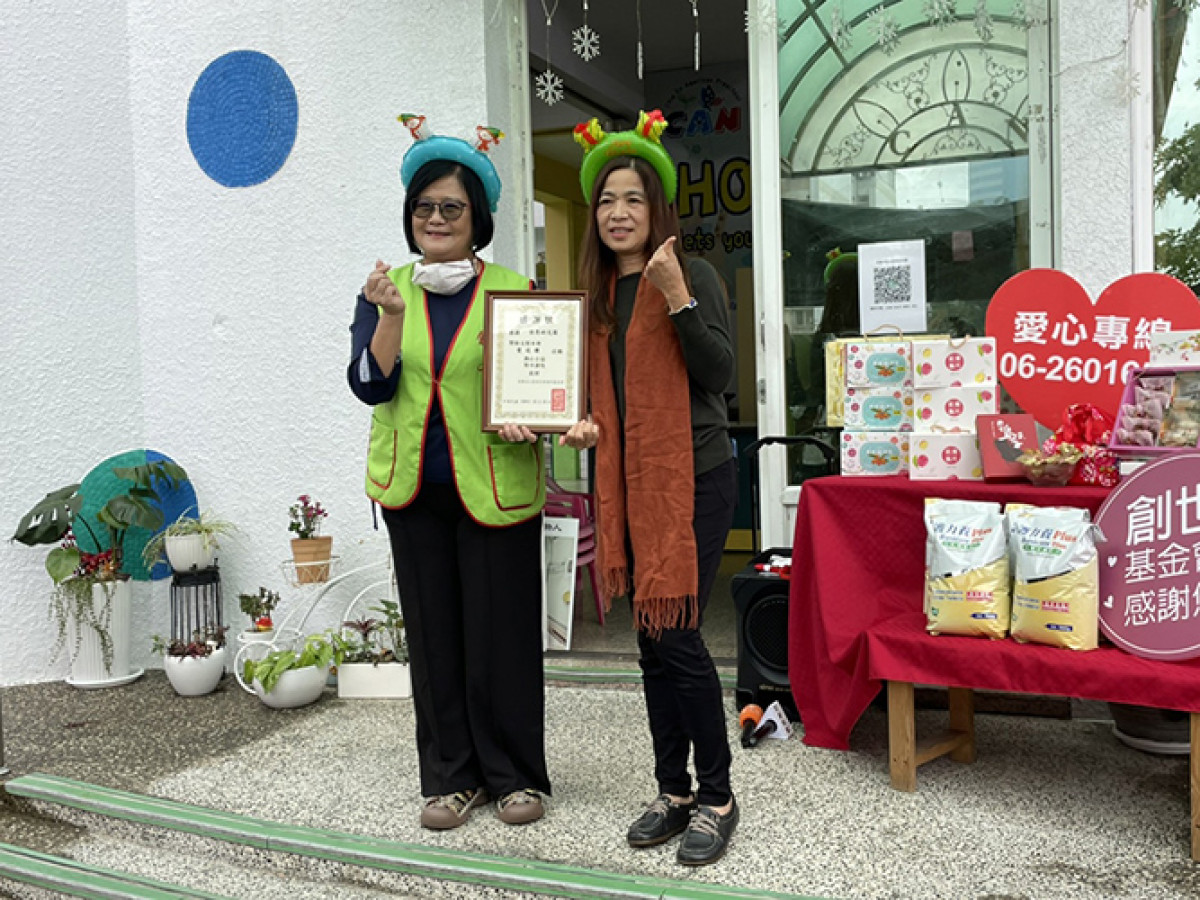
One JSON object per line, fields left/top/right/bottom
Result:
{"left": 332, "top": 600, "right": 408, "bottom": 667}
{"left": 141, "top": 511, "right": 238, "bottom": 569}
{"left": 288, "top": 494, "right": 327, "bottom": 540}
{"left": 11, "top": 460, "right": 189, "bottom": 670}
{"left": 238, "top": 587, "right": 280, "bottom": 632}
{"left": 12, "top": 460, "right": 189, "bottom": 583}
{"left": 242, "top": 633, "right": 334, "bottom": 694}
{"left": 151, "top": 626, "right": 228, "bottom": 659}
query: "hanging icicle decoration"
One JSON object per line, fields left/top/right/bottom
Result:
{"left": 636, "top": 0, "right": 644, "bottom": 80}
{"left": 691, "top": 0, "right": 701, "bottom": 71}
{"left": 973, "top": 0, "right": 995, "bottom": 42}
{"left": 572, "top": 0, "right": 600, "bottom": 62}
{"left": 536, "top": 0, "right": 565, "bottom": 106}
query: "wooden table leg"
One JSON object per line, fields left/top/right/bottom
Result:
{"left": 888, "top": 681, "right": 917, "bottom": 792}
{"left": 948, "top": 687, "right": 976, "bottom": 764}
{"left": 1191, "top": 712, "right": 1199, "bottom": 862}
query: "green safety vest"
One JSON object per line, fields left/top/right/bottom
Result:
{"left": 364, "top": 261, "right": 545, "bottom": 525}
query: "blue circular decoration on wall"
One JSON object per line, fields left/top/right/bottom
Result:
{"left": 76, "top": 449, "right": 199, "bottom": 582}
{"left": 187, "top": 50, "right": 298, "bottom": 188}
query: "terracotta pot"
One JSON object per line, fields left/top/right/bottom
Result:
{"left": 291, "top": 536, "right": 333, "bottom": 583}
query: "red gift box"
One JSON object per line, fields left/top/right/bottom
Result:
{"left": 977, "top": 414, "right": 1039, "bottom": 481}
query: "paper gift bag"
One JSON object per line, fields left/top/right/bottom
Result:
{"left": 840, "top": 431, "right": 910, "bottom": 476}
{"left": 911, "top": 337, "right": 997, "bottom": 388}
{"left": 914, "top": 386, "right": 999, "bottom": 431}
{"left": 843, "top": 386, "right": 914, "bottom": 431}
{"left": 843, "top": 340, "right": 913, "bottom": 388}
{"left": 909, "top": 432, "right": 984, "bottom": 481}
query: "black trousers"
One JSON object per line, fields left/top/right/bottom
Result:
{"left": 634, "top": 456, "right": 737, "bottom": 808}
{"left": 382, "top": 483, "right": 551, "bottom": 799}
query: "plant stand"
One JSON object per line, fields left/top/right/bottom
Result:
{"left": 170, "top": 567, "right": 224, "bottom": 643}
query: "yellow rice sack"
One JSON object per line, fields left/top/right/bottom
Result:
{"left": 1011, "top": 559, "right": 1100, "bottom": 651}
{"left": 924, "top": 499, "right": 1010, "bottom": 638}
{"left": 1007, "top": 506, "right": 1102, "bottom": 651}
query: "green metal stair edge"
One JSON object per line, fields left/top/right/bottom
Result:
{"left": 0, "top": 840, "right": 230, "bottom": 900}
{"left": 543, "top": 664, "right": 737, "bottom": 690}
{"left": 7, "top": 774, "right": 819, "bottom": 900}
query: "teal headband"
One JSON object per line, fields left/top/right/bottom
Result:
{"left": 398, "top": 116, "right": 504, "bottom": 212}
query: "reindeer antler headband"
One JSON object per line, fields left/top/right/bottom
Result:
{"left": 398, "top": 114, "right": 505, "bottom": 212}
{"left": 573, "top": 110, "right": 677, "bottom": 204}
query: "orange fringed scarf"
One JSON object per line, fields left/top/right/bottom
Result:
{"left": 589, "top": 274, "right": 698, "bottom": 637}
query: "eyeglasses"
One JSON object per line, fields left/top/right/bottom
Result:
{"left": 411, "top": 199, "right": 469, "bottom": 221}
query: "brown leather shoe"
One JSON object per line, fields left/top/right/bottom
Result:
{"left": 497, "top": 789, "right": 544, "bottom": 825}
{"left": 420, "top": 789, "right": 489, "bottom": 830}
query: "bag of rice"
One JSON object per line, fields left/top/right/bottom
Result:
{"left": 923, "top": 499, "right": 1010, "bottom": 638}
{"left": 1006, "top": 505, "right": 1103, "bottom": 650}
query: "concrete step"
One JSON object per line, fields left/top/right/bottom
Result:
{"left": 5, "top": 774, "right": 815, "bottom": 900}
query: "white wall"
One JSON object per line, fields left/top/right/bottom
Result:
{"left": 1056, "top": 0, "right": 1136, "bottom": 294}
{"left": 0, "top": 0, "right": 526, "bottom": 685}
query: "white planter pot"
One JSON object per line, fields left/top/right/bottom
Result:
{"left": 165, "top": 534, "right": 216, "bottom": 573}
{"left": 237, "top": 629, "right": 275, "bottom": 646}
{"left": 66, "top": 580, "right": 142, "bottom": 688}
{"left": 337, "top": 662, "right": 412, "bottom": 699}
{"left": 164, "top": 647, "right": 227, "bottom": 696}
{"left": 252, "top": 665, "right": 328, "bottom": 709}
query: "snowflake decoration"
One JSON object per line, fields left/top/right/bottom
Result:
{"left": 829, "top": 5, "right": 853, "bottom": 52}
{"left": 1012, "top": 0, "right": 1048, "bottom": 30}
{"left": 922, "top": 0, "right": 955, "bottom": 30}
{"left": 535, "top": 69, "right": 564, "bottom": 106}
{"left": 867, "top": 6, "right": 900, "bottom": 56}
{"left": 744, "top": 0, "right": 779, "bottom": 41}
{"left": 572, "top": 24, "right": 600, "bottom": 61}
{"left": 973, "top": 0, "right": 994, "bottom": 42}
{"left": 1116, "top": 63, "right": 1142, "bottom": 104}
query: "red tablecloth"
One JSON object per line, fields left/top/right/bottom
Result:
{"left": 787, "top": 475, "right": 1111, "bottom": 750}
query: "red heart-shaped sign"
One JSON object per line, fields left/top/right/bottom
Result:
{"left": 986, "top": 270, "right": 1200, "bottom": 429}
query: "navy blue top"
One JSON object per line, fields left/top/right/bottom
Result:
{"left": 347, "top": 278, "right": 477, "bottom": 484}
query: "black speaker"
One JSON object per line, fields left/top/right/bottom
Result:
{"left": 732, "top": 548, "right": 797, "bottom": 720}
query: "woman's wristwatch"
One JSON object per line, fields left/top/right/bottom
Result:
{"left": 668, "top": 297, "right": 699, "bottom": 316}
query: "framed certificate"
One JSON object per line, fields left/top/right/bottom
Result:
{"left": 482, "top": 290, "right": 588, "bottom": 433}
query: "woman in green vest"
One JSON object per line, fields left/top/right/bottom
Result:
{"left": 348, "top": 118, "right": 550, "bottom": 829}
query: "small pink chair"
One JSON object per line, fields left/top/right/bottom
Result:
{"left": 544, "top": 488, "right": 603, "bottom": 625}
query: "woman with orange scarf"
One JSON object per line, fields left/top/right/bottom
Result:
{"left": 568, "top": 111, "right": 738, "bottom": 867}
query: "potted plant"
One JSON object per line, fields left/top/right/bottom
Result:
{"left": 152, "top": 626, "right": 228, "bottom": 696}
{"left": 288, "top": 494, "right": 332, "bottom": 583}
{"left": 142, "top": 511, "right": 237, "bottom": 574}
{"left": 237, "top": 587, "right": 280, "bottom": 645}
{"left": 11, "top": 460, "right": 189, "bottom": 686}
{"left": 237, "top": 632, "right": 334, "bottom": 709}
{"left": 333, "top": 599, "right": 411, "bottom": 699}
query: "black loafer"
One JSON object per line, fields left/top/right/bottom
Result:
{"left": 626, "top": 794, "right": 697, "bottom": 847}
{"left": 676, "top": 797, "right": 739, "bottom": 866}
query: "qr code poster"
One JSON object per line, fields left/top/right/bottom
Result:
{"left": 857, "top": 239, "right": 928, "bottom": 335}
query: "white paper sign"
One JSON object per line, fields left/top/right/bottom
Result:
{"left": 542, "top": 515, "right": 579, "bottom": 651}
{"left": 857, "top": 239, "right": 928, "bottom": 334}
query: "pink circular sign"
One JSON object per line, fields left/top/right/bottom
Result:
{"left": 1096, "top": 453, "right": 1200, "bottom": 661}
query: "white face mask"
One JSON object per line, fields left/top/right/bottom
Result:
{"left": 411, "top": 259, "right": 477, "bottom": 295}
